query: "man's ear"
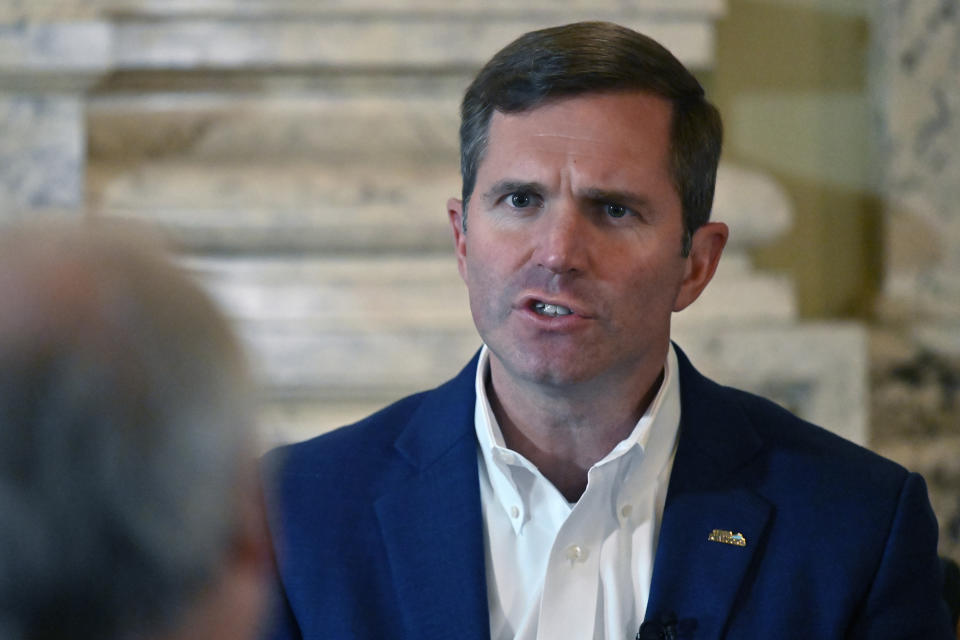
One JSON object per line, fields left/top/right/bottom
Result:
{"left": 447, "top": 197, "right": 467, "bottom": 281}
{"left": 673, "top": 221, "right": 728, "bottom": 312}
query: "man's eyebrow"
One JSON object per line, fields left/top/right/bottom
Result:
{"left": 481, "top": 180, "right": 546, "bottom": 203}
{"left": 581, "top": 187, "right": 652, "bottom": 209}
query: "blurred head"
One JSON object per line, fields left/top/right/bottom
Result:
{"left": 0, "top": 224, "right": 267, "bottom": 640}
{"left": 458, "top": 21, "right": 723, "bottom": 255}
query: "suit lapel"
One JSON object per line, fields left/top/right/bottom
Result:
{"left": 645, "top": 347, "right": 772, "bottom": 639}
{"left": 374, "top": 354, "right": 491, "bottom": 640}
{"left": 370, "top": 348, "right": 772, "bottom": 639}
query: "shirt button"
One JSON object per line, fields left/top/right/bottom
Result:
{"left": 510, "top": 505, "right": 520, "bottom": 519}
{"left": 496, "top": 450, "right": 515, "bottom": 464}
{"left": 620, "top": 504, "right": 633, "bottom": 519}
{"left": 565, "top": 544, "right": 589, "bottom": 563}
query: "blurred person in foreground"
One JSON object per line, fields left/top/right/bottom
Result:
{"left": 263, "top": 21, "right": 953, "bottom": 639}
{"left": 0, "top": 224, "right": 269, "bottom": 640}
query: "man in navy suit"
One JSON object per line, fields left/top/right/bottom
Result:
{"left": 263, "top": 22, "right": 952, "bottom": 639}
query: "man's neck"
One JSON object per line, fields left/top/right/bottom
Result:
{"left": 486, "top": 356, "right": 664, "bottom": 503}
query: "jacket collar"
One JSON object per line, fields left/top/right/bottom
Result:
{"left": 377, "top": 346, "right": 772, "bottom": 639}
{"left": 644, "top": 345, "right": 771, "bottom": 638}
{"left": 374, "top": 352, "right": 490, "bottom": 640}
{"left": 392, "top": 351, "right": 480, "bottom": 469}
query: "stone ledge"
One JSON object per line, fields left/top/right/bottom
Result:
{"left": 88, "top": 161, "right": 458, "bottom": 251}
{"left": 245, "top": 326, "right": 482, "bottom": 399}
{"left": 0, "top": 21, "right": 111, "bottom": 91}
{"left": 184, "top": 254, "right": 471, "bottom": 332}
{"left": 87, "top": 93, "right": 461, "bottom": 161}
{"left": 108, "top": 0, "right": 724, "bottom": 18}
{"left": 110, "top": 17, "right": 716, "bottom": 71}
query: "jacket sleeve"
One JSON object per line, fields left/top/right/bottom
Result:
{"left": 848, "top": 472, "right": 953, "bottom": 639}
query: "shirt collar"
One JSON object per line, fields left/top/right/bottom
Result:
{"left": 474, "top": 344, "right": 682, "bottom": 532}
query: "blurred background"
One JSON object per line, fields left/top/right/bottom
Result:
{"left": 1, "top": 0, "right": 957, "bottom": 557}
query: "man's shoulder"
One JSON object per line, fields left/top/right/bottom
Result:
{"left": 264, "top": 388, "right": 432, "bottom": 480}
{"left": 728, "top": 383, "right": 904, "bottom": 474}
{"left": 263, "top": 353, "right": 481, "bottom": 489}
{"left": 674, "top": 346, "right": 908, "bottom": 487}
{"left": 260, "top": 389, "right": 444, "bottom": 533}
{"left": 704, "top": 380, "right": 916, "bottom": 511}
{"left": 671, "top": 367, "right": 950, "bottom": 639}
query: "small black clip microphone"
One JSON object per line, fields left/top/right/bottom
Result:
{"left": 635, "top": 611, "right": 678, "bottom": 640}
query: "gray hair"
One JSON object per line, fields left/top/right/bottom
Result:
{"left": 0, "top": 224, "right": 255, "bottom": 639}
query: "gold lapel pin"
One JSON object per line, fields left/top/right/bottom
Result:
{"left": 708, "top": 529, "right": 747, "bottom": 547}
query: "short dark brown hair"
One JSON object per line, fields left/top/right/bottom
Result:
{"left": 459, "top": 21, "right": 722, "bottom": 255}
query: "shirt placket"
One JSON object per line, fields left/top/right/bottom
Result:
{"left": 534, "top": 463, "right": 619, "bottom": 640}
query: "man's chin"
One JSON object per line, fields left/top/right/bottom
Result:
{"left": 495, "top": 350, "right": 600, "bottom": 390}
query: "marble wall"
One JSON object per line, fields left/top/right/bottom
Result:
{"left": 0, "top": 19, "right": 110, "bottom": 220}
{"left": 872, "top": 0, "right": 960, "bottom": 353}
{"left": 870, "top": 0, "right": 960, "bottom": 560}
{"left": 2, "top": 0, "right": 877, "bottom": 523}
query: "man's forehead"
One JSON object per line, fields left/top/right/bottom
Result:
{"left": 481, "top": 92, "right": 673, "bottom": 170}
{"left": 488, "top": 92, "right": 671, "bottom": 142}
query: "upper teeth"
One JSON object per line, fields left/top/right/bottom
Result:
{"left": 534, "top": 302, "right": 573, "bottom": 317}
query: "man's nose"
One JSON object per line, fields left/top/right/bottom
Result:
{"left": 534, "top": 202, "right": 591, "bottom": 274}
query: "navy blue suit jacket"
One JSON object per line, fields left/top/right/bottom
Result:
{"left": 262, "top": 348, "right": 952, "bottom": 639}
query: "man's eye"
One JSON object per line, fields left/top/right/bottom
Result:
{"left": 605, "top": 203, "right": 628, "bottom": 218}
{"left": 509, "top": 192, "right": 532, "bottom": 208}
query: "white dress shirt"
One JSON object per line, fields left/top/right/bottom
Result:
{"left": 474, "top": 345, "right": 681, "bottom": 640}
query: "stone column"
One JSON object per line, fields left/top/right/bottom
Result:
{"left": 0, "top": 19, "right": 111, "bottom": 222}
{"left": 872, "top": 1, "right": 960, "bottom": 351}
{"left": 869, "top": 1, "right": 960, "bottom": 558}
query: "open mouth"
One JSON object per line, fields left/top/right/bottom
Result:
{"left": 532, "top": 301, "right": 574, "bottom": 317}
